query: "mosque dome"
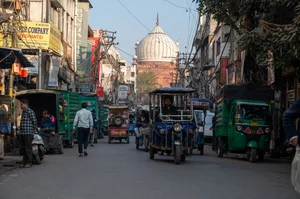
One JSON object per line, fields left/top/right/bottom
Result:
{"left": 135, "top": 19, "right": 179, "bottom": 62}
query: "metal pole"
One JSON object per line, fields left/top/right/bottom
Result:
{"left": 8, "top": 68, "right": 13, "bottom": 97}
{"left": 9, "top": 17, "right": 16, "bottom": 97}
{"left": 38, "top": 49, "right": 42, "bottom": 89}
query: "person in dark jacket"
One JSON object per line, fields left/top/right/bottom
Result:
{"left": 283, "top": 100, "right": 300, "bottom": 147}
{"left": 162, "top": 98, "right": 177, "bottom": 115}
{"left": 40, "top": 110, "right": 56, "bottom": 136}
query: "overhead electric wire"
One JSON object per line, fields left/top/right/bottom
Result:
{"left": 116, "top": 0, "right": 180, "bottom": 54}
{"left": 162, "top": 0, "right": 197, "bottom": 11}
{"left": 116, "top": 46, "right": 134, "bottom": 61}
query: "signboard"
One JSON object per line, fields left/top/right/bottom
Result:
{"left": 0, "top": 21, "right": 62, "bottom": 54}
{"left": 48, "top": 56, "right": 60, "bottom": 88}
{"left": 25, "top": 55, "right": 38, "bottom": 75}
{"left": 118, "top": 85, "right": 128, "bottom": 101}
{"left": 79, "top": 83, "right": 93, "bottom": 93}
{"left": 49, "top": 23, "right": 62, "bottom": 55}
{"left": 89, "top": 37, "right": 102, "bottom": 86}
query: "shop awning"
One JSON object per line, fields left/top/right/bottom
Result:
{"left": 0, "top": 47, "right": 35, "bottom": 69}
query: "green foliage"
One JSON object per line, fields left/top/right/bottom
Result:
{"left": 193, "top": 0, "right": 300, "bottom": 70}
{"left": 136, "top": 71, "right": 158, "bottom": 94}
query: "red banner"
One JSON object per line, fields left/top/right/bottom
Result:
{"left": 219, "top": 58, "right": 228, "bottom": 84}
{"left": 89, "top": 37, "right": 99, "bottom": 83}
{"left": 96, "top": 86, "right": 103, "bottom": 98}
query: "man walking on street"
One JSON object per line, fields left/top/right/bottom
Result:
{"left": 19, "top": 99, "right": 38, "bottom": 168}
{"left": 73, "top": 102, "right": 93, "bottom": 157}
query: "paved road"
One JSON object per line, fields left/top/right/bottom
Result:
{"left": 0, "top": 137, "right": 298, "bottom": 199}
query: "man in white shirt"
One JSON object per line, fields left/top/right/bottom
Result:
{"left": 73, "top": 102, "right": 93, "bottom": 157}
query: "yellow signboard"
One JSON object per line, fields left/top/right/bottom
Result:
{"left": 49, "top": 23, "right": 62, "bottom": 55}
{"left": 0, "top": 21, "right": 62, "bottom": 55}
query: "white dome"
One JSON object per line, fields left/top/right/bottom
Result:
{"left": 136, "top": 25, "right": 179, "bottom": 62}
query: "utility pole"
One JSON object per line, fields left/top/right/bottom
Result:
{"left": 92, "top": 30, "right": 117, "bottom": 91}
{"left": 9, "top": 13, "right": 17, "bottom": 97}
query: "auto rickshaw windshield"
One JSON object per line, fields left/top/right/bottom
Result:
{"left": 237, "top": 104, "right": 269, "bottom": 121}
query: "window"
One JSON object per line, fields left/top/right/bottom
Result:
{"left": 131, "top": 72, "right": 135, "bottom": 77}
{"left": 70, "top": 19, "right": 73, "bottom": 44}
{"left": 66, "top": 14, "right": 70, "bottom": 43}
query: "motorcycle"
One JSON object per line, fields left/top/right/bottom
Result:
{"left": 136, "top": 125, "right": 151, "bottom": 152}
{"left": 32, "top": 133, "right": 46, "bottom": 164}
{"left": 282, "top": 138, "right": 296, "bottom": 157}
{"left": 19, "top": 133, "right": 46, "bottom": 164}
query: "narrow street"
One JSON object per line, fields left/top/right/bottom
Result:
{"left": 0, "top": 137, "right": 298, "bottom": 199}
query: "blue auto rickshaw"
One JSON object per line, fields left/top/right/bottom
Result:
{"left": 189, "top": 98, "right": 212, "bottom": 155}
{"left": 148, "top": 88, "right": 196, "bottom": 165}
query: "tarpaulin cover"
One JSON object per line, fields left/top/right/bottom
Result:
{"left": 0, "top": 47, "right": 35, "bottom": 69}
{"left": 217, "top": 83, "right": 274, "bottom": 104}
{"left": 191, "top": 98, "right": 213, "bottom": 109}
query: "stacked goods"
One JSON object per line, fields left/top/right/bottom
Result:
{"left": 217, "top": 83, "right": 274, "bottom": 104}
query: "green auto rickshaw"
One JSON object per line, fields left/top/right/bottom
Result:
{"left": 214, "top": 83, "right": 273, "bottom": 163}
{"left": 54, "top": 90, "right": 80, "bottom": 148}
{"left": 15, "top": 90, "right": 65, "bottom": 154}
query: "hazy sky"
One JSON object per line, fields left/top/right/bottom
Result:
{"left": 88, "top": 0, "right": 199, "bottom": 63}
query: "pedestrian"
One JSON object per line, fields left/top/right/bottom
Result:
{"left": 89, "top": 110, "right": 97, "bottom": 147}
{"left": 73, "top": 102, "right": 93, "bottom": 157}
{"left": 0, "top": 104, "right": 9, "bottom": 160}
{"left": 283, "top": 99, "right": 300, "bottom": 194}
{"left": 19, "top": 99, "right": 38, "bottom": 168}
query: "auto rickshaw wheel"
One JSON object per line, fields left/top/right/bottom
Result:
{"left": 119, "top": 139, "right": 122, "bottom": 143}
{"left": 249, "top": 148, "right": 257, "bottom": 163}
{"left": 113, "top": 116, "right": 125, "bottom": 127}
{"left": 69, "top": 134, "right": 75, "bottom": 148}
{"left": 136, "top": 139, "right": 139, "bottom": 149}
{"left": 258, "top": 151, "right": 265, "bottom": 161}
{"left": 127, "top": 137, "right": 130, "bottom": 144}
{"left": 217, "top": 137, "right": 224, "bottom": 158}
{"left": 199, "top": 144, "right": 204, "bottom": 155}
{"left": 108, "top": 135, "right": 111, "bottom": 144}
{"left": 149, "top": 147, "right": 155, "bottom": 159}
{"left": 58, "top": 144, "right": 64, "bottom": 154}
{"left": 144, "top": 138, "right": 149, "bottom": 152}
{"left": 174, "top": 145, "right": 181, "bottom": 165}
{"left": 34, "top": 154, "right": 41, "bottom": 165}
{"left": 181, "top": 154, "right": 186, "bottom": 162}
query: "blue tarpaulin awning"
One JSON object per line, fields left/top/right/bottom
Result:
{"left": 0, "top": 47, "right": 35, "bottom": 69}
{"left": 191, "top": 98, "right": 214, "bottom": 109}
